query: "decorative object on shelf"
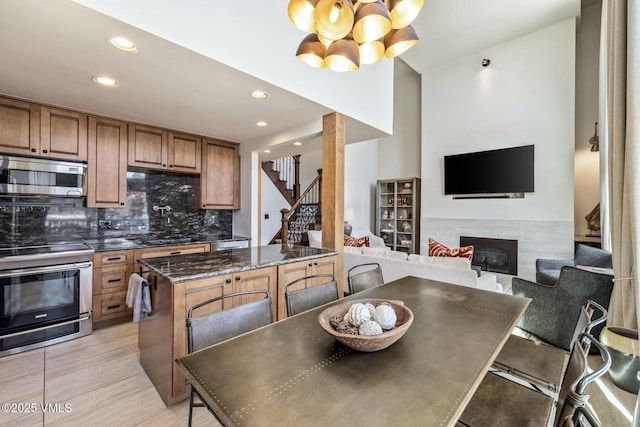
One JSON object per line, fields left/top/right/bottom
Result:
{"left": 590, "top": 121, "right": 599, "bottom": 152}
{"left": 600, "top": 326, "right": 640, "bottom": 393}
{"left": 382, "top": 210, "right": 388, "bottom": 219}
{"left": 403, "top": 182, "right": 412, "bottom": 189}
{"left": 402, "top": 222, "right": 411, "bottom": 232}
{"left": 344, "top": 221, "right": 353, "bottom": 236}
{"left": 585, "top": 203, "right": 601, "bottom": 237}
{"left": 287, "top": 0, "right": 424, "bottom": 72}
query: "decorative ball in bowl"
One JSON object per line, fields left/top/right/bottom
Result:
{"left": 318, "top": 299, "right": 414, "bottom": 352}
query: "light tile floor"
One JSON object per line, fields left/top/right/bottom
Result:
{"left": 0, "top": 320, "right": 636, "bottom": 426}
{"left": 0, "top": 321, "right": 219, "bottom": 427}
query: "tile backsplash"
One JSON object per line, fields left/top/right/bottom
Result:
{"left": 0, "top": 171, "right": 232, "bottom": 244}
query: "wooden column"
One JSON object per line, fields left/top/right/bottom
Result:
{"left": 321, "top": 112, "right": 345, "bottom": 295}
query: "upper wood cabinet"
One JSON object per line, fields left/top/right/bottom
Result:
{"left": 128, "top": 124, "right": 168, "bottom": 170}
{"left": 41, "top": 107, "right": 88, "bottom": 161}
{"left": 87, "top": 116, "right": 128, "bottom": 208}
{"left": 0, "top": 97, "right": 88, "bottom": 161}
{"left": 128, "top": 125, "right": 201, "bottom": 174}
{"left": 168, "top": 131, "right": 201, "bottom": 174}
{"left": 200, "top": 138, "right": 240, "bottom": 209}
{"left": 0, "top": 97, "right": 40, "bottom": 157}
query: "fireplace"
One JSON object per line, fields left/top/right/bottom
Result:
{"left": 460, "top": 236, "right": 518, "bottom": 275}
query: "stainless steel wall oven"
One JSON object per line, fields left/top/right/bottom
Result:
{"left": 0, "top": 243, "right": 93, "bottom": 356}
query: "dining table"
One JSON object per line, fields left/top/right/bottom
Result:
{"left": 174, "top": 275, "right": 530, "bottom": 427}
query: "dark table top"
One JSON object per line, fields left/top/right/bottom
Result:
{"left": 138, "top": 244, "right": 338, "bottom": 283}
{"left": 175, "top": 276, "right": 530, "bottom": 427}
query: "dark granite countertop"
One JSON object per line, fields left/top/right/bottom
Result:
{"left": 138, "top": 245, "right": 338, "bottom": 284}
{"left": 0, "top": 233, "right": 251, "bottom": 252}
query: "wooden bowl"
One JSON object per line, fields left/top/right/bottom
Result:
{"left": 318, "top": 299, "right": 414, "bottom": 352}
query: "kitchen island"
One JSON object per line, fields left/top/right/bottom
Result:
{"left": 136, "top": 244, "right": 340, "bottom": 406}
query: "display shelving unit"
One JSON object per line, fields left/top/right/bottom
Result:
{"left": 376, "top": 177, "right": 421, "bottom": 254}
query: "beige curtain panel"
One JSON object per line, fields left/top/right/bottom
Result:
{"left": 601, "top": 0, "right": 640, "bottom": 330}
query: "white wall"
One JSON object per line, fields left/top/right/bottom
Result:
{"left": 345, "top": 140, "right": 380, "bottom": 231}
{"left": 421, "top": 19, "right": 577, "bottom": 280}
{"left": 574, "top": 2, "right": 602, "bottom": 236}
{"left": 422, "top": 19, "right": 576, "bottom": 222}
{"left": 378, "top": 59, "right": 422, "bottom": 180}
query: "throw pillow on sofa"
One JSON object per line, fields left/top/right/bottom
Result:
{"left": 428, "top": 238, "right": 474, "bottom": 261}
{"left": 344, "top": 235, "right": 370, "bottom": 247}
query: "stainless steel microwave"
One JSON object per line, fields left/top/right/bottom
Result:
{"left": 0, "top": 155, "right": 87, "bottom": 197}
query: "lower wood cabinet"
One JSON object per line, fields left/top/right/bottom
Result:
{"left": 92, "top": 250, "right": 134, "bottom": 323}
{"left": 138, "top": 255, "right": 337, "bottom": 406}
{"left": 276, "top": 255, "right": 339, "bottom": 320}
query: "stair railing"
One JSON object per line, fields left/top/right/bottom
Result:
{"left": 280, "top": 169, "right": 322, "bottom": 245}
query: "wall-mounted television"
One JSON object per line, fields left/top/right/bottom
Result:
{"left": 444, "top": 145, "right": 534, "bottom": 196}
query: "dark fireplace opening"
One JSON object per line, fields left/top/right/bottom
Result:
{"left": 460, "top": 236, "right": 518, "bottom": 276}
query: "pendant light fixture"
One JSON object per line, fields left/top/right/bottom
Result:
{"left": 287, "top": 0, "right": 423, "bottom": 71}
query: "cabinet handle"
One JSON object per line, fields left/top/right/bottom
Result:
{"left": 235, "top": 276, "right": 241, "bottom": 281}
{"left": 225, "top": 278, "right": 232, "bottom": 284}
{"left": 43, "top": 149, "right": 48, "bottom": 153}
{"left": 31, "top": 148, "right": 37, "bottom": 152}
{"left": 107, "top": 278, "right": 122, "bottom": 283}
{"left": 169, "top": 165, "right": 173, "bottom": 168}
{"left": 107, "top": 304, "right": 121, "bottom": 310}
{"left": 162, "top": 164, "right": 166, "bottom": 167}
{"left": 308, "top": 263, "right": 312, "bottom": 267}
{"left": 107, "top": 257, "right": 123, "bottom": 261}
{"left": 120, "top": 202, "right": 125, "bottom": 206}
{"left": 313, "top": 262, "right": 318, "bottom": 266}
{"left": 170, "top": 251, "right": 181, "bottom": 255}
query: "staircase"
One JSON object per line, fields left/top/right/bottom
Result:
{"left": 262, "top": 156, "right": 322, "bottom": 245}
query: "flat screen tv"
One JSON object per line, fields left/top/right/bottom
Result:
{"left": 444, "top": 145, "right": 534, "bottom": 196}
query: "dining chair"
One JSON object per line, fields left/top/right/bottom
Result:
{"left": 347, "top": 262, "right": 384, "bottom": 295}
{"left": 456, "top": 332, "right": 611, "bottom": 427}
{"left": 186, "top": 290, "right": 273, "bottom": 427}
{"left": 492, "top": 299, "right": 607, "bottom": 394}
{"left": 285, "top": 273, "right": 339, "bottom": 317}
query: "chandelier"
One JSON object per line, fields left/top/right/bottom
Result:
{"left": 288, "top": 0, "right": 424, "bottom": 72}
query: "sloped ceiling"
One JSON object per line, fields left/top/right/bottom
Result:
{"left": 0, "top": 0, "right": 579, "bottom": 159}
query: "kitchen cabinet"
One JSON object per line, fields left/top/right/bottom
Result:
{"left": 0, "top": 97, "right": 40, "bottom": 157}
{"left": 128, "top": 124, "right": 168, "bottom": 171}
{"left": 40, "top": 107, "right": 88, "bottom": 161}
{"left": 276, "top": 255, "right": 338, "bottom": 320}
{"left": 92, "top": 250, "right": 134, "bottom": 323}
{"left": 128, "top": 125, "right": 201, "bottom": 174}
{"left": 168, "top": 131, "right": 201, "bottom": 174}
{"left": 87, "top": 116, "right": 128, "bottom": 208}
{"left": 140, "top": 264, "right": 276, "bottom": 405}
{"left": 376, "top": 177, "right": 421, "bottom": 254}
{"left": 199, "top": 138, "right": 240, "bottom": 209}
{"left": 0, "top": 97, "right": 88, "bottom": 161}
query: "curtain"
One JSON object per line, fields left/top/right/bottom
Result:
{"left": 601, "top": 0, "right": 639, "bottom": 331}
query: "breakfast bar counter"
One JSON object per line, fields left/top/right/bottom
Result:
{"left": 137, "top": 244, "right": 338, "bottom": 283}
{"left": 137, "top": 244, "right": 340, "bottom": 405}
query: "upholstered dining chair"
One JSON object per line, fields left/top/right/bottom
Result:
{"left": 512, "top": 266, "right": 614, "bottom": 351}
{"left": 492, "top": 299, "right": 607, "bottom": 394}
{"left": 347, "top": 263, "right": 384, "bottom": 295}
{"left": 456, "top": 332, "right": 611, "bottom": 427}
{"left": 186, "top": 290, "right": 273, "bottom": 427}
{"left": 285, "top": 274, "right": 339, "bottom": 317}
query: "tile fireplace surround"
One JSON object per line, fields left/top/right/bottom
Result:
{"left": 422, "top": 218, "right": 574, "bottom": 286}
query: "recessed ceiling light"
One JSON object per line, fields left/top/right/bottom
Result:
{"left": 293, "top": 141, "right": 302, "bottom": 146}
{"left": 251, "top": 90, "right": 268, "bottom": 99}
{"left": 92, "top": 76, "right": 119, "bottom": 87}
{"left": 264, "top": 149, "right": 271, "bottom": 153}
{"left": 109, "top": 37, "right": 137, "bottom": 53}
{"left": 256, "top": 121, "right": 268, "bottom": 127}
